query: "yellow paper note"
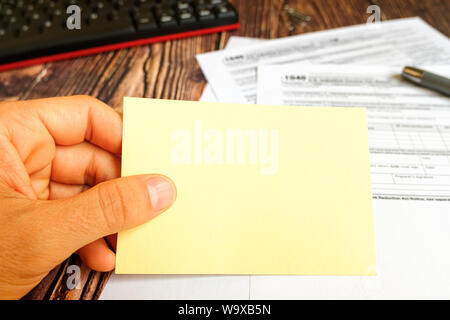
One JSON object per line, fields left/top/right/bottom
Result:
{"left": 116, "top": 98, "right": 376, "bottom": 275}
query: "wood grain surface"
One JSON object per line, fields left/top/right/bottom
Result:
{"left": 0, "top": 0, "right": 447, "bottom": 300}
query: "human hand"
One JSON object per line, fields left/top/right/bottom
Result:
{"left": 0, "top": 96, "right": 176, "bottom": 299}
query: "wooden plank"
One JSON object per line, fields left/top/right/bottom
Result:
{"left": 222, "top": 0, "right": 374, "bottom": 42}
{"left": 0, "top": 65, "right": 46, "bottom": 101}
{"left": 373, "top": 0, "right": 450, "bottom": 36}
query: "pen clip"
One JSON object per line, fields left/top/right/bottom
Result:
{"left": 283, "top": 6, "right": 311, "bottom": 30}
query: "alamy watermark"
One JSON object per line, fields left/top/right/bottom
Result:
{"left": 66, "top": 264, "right": 81, "bottom": 290}
{"left": 366, "top": 5, "right": 381, "bottom": 23}
{"left": 66, "top": 5, "right": 81, "bottom": 30}
{"left": 171, "top": 120, "right": 280, "bottom": 175}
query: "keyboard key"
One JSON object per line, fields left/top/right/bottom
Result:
{"left": 155, "top": 4, "right": 175, "bottom": 16}
{"left": 209, "top": 0, "right": 226, "bottom": 5}
{"left": 135, "top": 0, "right": 156, "bottom": 5}
{"left": 155, "top": 4, "right": 178, "bottom": 27}
{"left": 50, "top": 6, "right": 65, "bottom": 20}
{"left": 18, "top": 23, "right": 41, "bottom": 39}
{"left": 214, "top": 3, "right": 237, "bottom": 19}
{"left": 136, "top": 15, "right": 158, "bottom": 32}
{"left": 194, "top": 0, "right": 222, "bottom": 9}
{"left": 177, "top": 1, "right": 191, "bottom": 10}
{"left": 178, "top": 9, "right": 196, "bottom": 24}
{"left": 197, "top": 7, "right": 215, "bottom": 21}
{"left": 40, "top": 20, "right": 53, "bottom": 32}
{"left": 4, "top": 7, "right": 14, "bottom": 17}
{"left": 133, "top": 6, "right": 153, "bottom": 18}
{"left": 160, "top": 0, "right": 177, "bottom": 5}
{"left": 158, "top": 14, "right": 177, "bottom": 27}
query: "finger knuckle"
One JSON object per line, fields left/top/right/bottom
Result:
{"left": 96, "top": 181, "right": 129, "bottom": 232}
{"left": 76, "top": 94, "right": 97, "bottom": 103}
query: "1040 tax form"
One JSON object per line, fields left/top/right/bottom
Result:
{"left": 257, "top": 64, "right": 450, "bottom": 201}
{"left": 197, "top": 17, "right": 450, "bottom": 104}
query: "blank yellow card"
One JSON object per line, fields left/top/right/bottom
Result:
{"left": 116, "top": 98, "right": 376, "bottom": 275}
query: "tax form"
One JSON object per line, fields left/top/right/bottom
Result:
{"left": 199, "top": 36, "right": 268, "bottom": 102}
{"left": 197, "top": 17, "right": 450, "bottom": 104}
{"left": 257, "top": 64, "right": 450, "bottom": 201}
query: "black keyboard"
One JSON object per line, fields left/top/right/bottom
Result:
{"left": 0, "top": 0, "right": 239, "bottom": 71}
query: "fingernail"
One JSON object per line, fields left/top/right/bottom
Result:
{"left": 146, "top": 176, "right": 177, "bottom": 213}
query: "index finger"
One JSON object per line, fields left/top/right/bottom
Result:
{"left": 28, "top": 95, "right": 122, "bottom": 154}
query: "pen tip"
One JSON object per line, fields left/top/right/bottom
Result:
{"left": 402, "top": 66, "right": 423, "bottom": 83}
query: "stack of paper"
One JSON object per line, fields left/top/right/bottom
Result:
{"left": 197, "top": 17, "right": 450, "bottom": 105}
{"left": 197, "top": 17, "right": 450, "bottom": 201}
{"left": 102, "top": 17, "right": 450, "bottom": 299}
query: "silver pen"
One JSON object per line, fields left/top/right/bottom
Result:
{"left": 402, "top": 66, "right": 450, "bottom": 96}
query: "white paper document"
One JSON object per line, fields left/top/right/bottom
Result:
{"left": 197, "top": 17, "right": 450, "bottom": 104}
{"left": 257, "top": 64, "right": 450, "bottom": 201}
{"left": 199, "top": 36, "right": 268, "bottom": 102}
{"left": 250, "top": 200, "right": 450, "bottom": 299}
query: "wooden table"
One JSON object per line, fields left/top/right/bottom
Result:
{"left": 1, "top": 0, "right": 448, "bottom": 300}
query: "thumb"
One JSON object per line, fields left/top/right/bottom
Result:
{"left": 37, "top": 174, "right": 176, "bottom": 254}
